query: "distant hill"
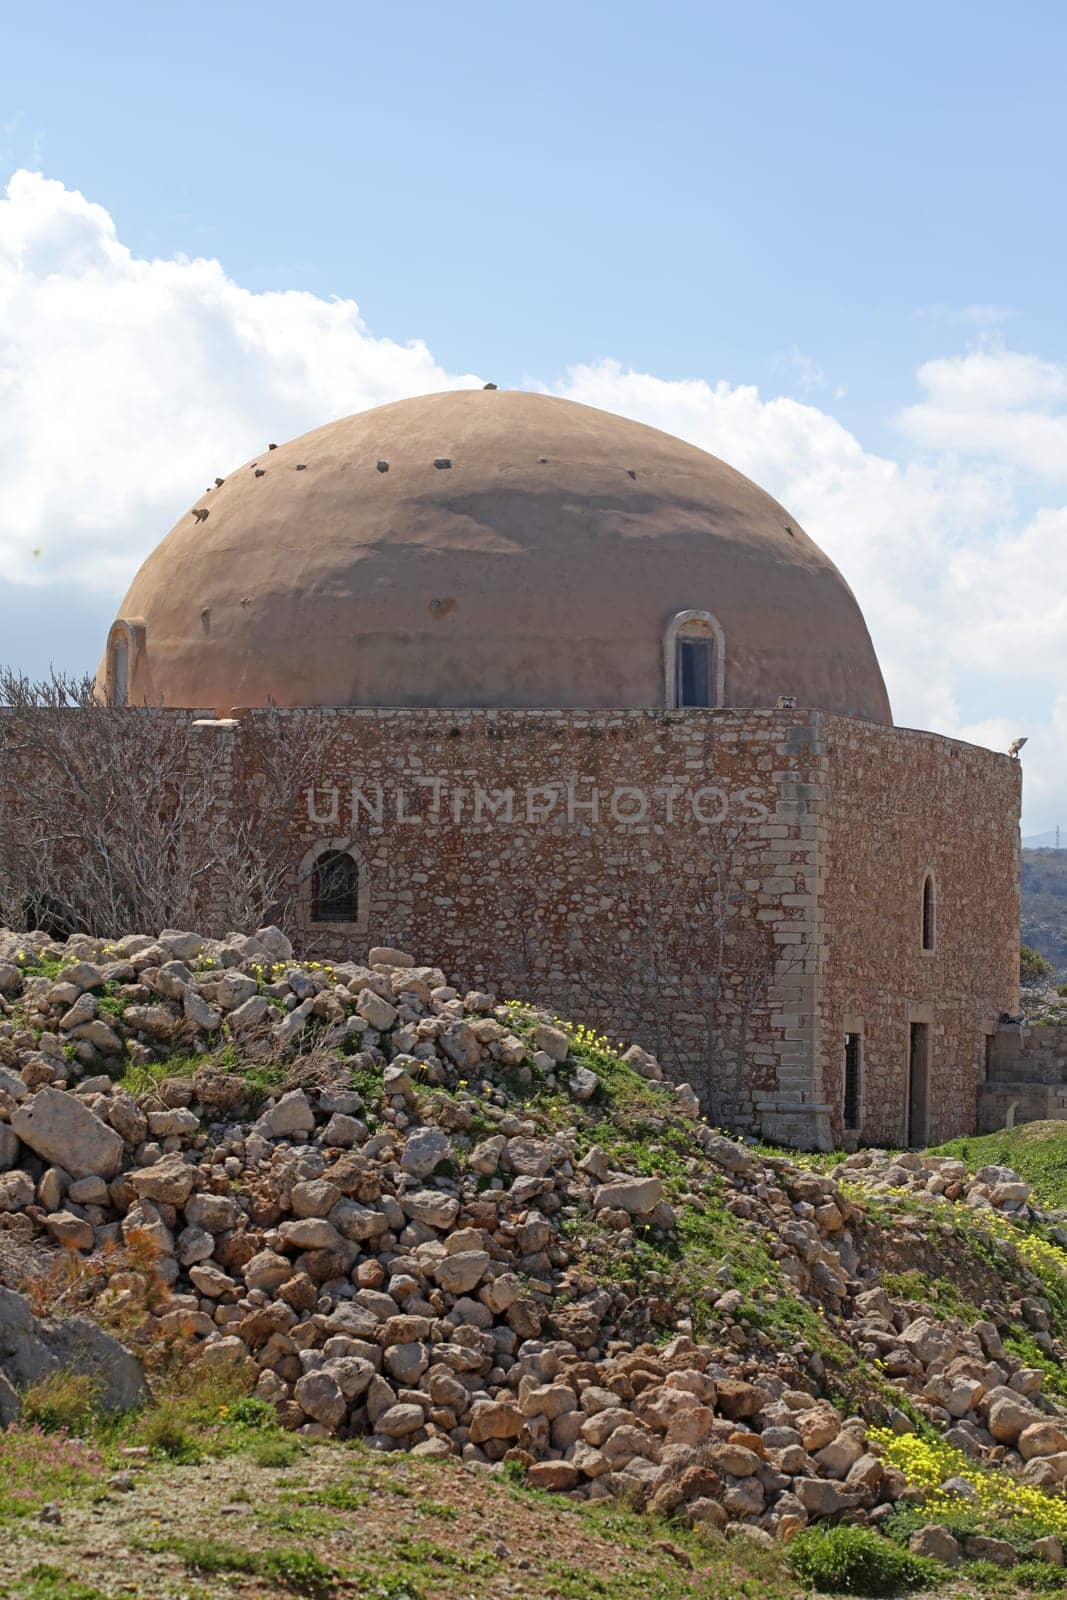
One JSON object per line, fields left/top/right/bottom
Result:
{"left": 1023, "top": 831, "right": 1065, "bottom": 848}
{"left": 1021, "top": 847, "right": 1067, "bottom": 976}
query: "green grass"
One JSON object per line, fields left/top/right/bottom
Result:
{"left": 884, "top": 1500, "right": 1061, "bottom": 1558}
{"left": 879, "top": 1268, "right": 983, "bottom": 1322}
{"left": 121, "top": 1370, "right": 288, "bottom": 1464}
{"left": 294, "top": 1478, "right": 369, "bottom": 1511}
{"left": 1004, "top": 1329, "right": 1067, "bottom": 1403}
{"left": 753, "top": 1143, "right": 847, "bottom": 1172}
{"left": 257, "top": 1504, "right": 341, "bottom": 1538}
{"left": 0, "top": 1426, "right": 107, "bottom": 1520}
{"left": 931, "top": 1121, "right": 1067, "bottom": 1210}
{"left": 11, "top": 954, "right": 69, "bottom": 981}
{"left": 1008, "top": 1560, "right": 1067, "bottom": 1593}
{"left": 341, "top": 1574, "right": 425, "bottom": 1600}
{"left": 146, "top": 1532, "right": 335, "bottom": 1593}
{"left": 2, "top": 1564, "right": 110, "bottom": 1600}
{"left": 251, "top": 1433, "right": 307, "bottom": 1468}
{"left": 94, "top": 991, "right": 127, "bottom": 1020}
{"left": 19, "top": 1372, "right": 101, "bottom": 1434}
{"left": 790, "top": 1525, "right": 940, "bottom": 1596}
{"left": 419, "top": 1499, "right": 458, "bottom": 1521}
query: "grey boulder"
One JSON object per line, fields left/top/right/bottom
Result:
{"left": 13, "top": 1087, "right": 124, "bottom": 1179}
{"left": 0, "top": 1284, "right": 147, "bottom": 1415}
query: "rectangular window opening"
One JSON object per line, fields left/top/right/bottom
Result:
{"left": 677, "top": 637, "right": 713, "bottom": 708}
{"left": 984, "top": 1032, "right": 995, "bottom": 1082}
{"left": 843, "top": 1033, "right": 862, "bottom": 1130}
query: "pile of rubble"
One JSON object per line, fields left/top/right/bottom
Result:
{"left": 833, "top": 1148, "right": 1045, "bottom": 1221}
{"left": 0, "top": 923, "right": 1066, "bottom": 1544}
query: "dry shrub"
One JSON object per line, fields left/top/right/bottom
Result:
{"left": 0, "top": 668, "right": 341, "bottom": 939}
{"left": 19, "top": 1230, "right": 193, "bottom": 1378}
{"left": 278, "top": 1047, "right": 353, "bottom": 1095}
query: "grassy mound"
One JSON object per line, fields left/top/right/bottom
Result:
{"left": 931, "top": 1121, "right": 1067, "bottom": 1209}
{"left": 9, "top": 930, "right": 1067, "bottom": 1594}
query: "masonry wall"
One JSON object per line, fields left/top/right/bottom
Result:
{"left": 988, "top": 1019, "right": 1067, "bottom": 1084}
{"left": 978, "top": 1020, "right": 1067, "bottom": 1134}
{"left": 231, "top": 707, "right": 825, "bottom": 1130}
{"left": 0, "top": 701, "right": 1021, "bottom": 1147}
{"left": 816, "top": 717, "right": 1021, "bottom": 1147}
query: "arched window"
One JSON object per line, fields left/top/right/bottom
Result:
{"left": 921, "top": 873, "right": 936, "bottom": 952}
{"left": 664, "top": 610, "right": 725, "bottom": 708}
{"left": 104, "top": 618, "right": 145, "bottom": 707}
{"left": 311, "top": 850, "right": 359, "bottom": 924}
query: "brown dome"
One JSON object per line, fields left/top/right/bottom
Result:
{"left": 97, "top": 389, "right": 892, "bottom": 723}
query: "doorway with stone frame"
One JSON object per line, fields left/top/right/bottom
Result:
{"left": 907, "top": 1021, "right": 930, "bottom": 1146}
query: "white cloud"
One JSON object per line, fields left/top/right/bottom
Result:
{"left": 547, "top": 360, "right": 1067, "bottom": 828}
{"left": 0, "top": 170, "right": 480, "bottom": 589}
{"left": 913, "top": 304, "right": 1017, "bottom": 328}
{"left": 770, "top": 344, "right": 828, "bottom": 395}
{"left": 0, "top": 169, "right": 1065, "bottom": 831}
{"left": 899, "top": 344, "right": 1067, "bottom": 478}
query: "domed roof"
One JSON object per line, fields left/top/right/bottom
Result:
{"left": 99, "top": 389, "right": 892, "bottom": 723}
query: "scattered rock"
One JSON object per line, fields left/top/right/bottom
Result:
{"left": 909, "top": 1525, "right": 961, "bottom": 1566}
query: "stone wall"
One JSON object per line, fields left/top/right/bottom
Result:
{"left": 817, "top": 717, "right": 1020, "bottom": 1148}
{"left": 0, "top": 702, "right": 1021, "bottom": 1147}
{"left": 231, "top": 706, "right": 825, "bottom": 1132}
{"left": 988, "top": 1018, "right": 1067, "bottom": 1084}
{"left": 978, "top": 1019, "right": 1067, "bottom": 1133}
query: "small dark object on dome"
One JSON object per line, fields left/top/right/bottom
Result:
{"left": 214, "top": 477, "right": 225, "bottom": 487}
{"left": 254, "top": 469, "right": 266, "bottom": 478}
{"left": 434, "top": 458, "right": 452, "bottom": 470}
{"left": 377, "top": 460, "right": 389, "bottom": 473}
{"left": 295, "top": 464, "right": 306, "bottom": 471}
{"left": 191, "top": 507, "right": 210, "bottom": 523}
{"left": 627, "top": 469, "right": 636, "bottom": 479}
{"left": 785, "top": 524, "right": 795, "bottom": 537}
{"left": 483, "top": 382, "right": 498, "bottom": 390}
{"left": 268, "top": 442, "right": 277, "bottom": 450}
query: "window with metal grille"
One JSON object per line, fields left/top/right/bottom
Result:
{"left": 311, "top": 850, "right": 359, "bottom": 923}
{"left": 922, "top": 875, "right": 936, "bottom": 951}
{"left": 677, "top": 637, "right": 713, "bottom": 708}
{"left": 844, "top": 1032, "right": 862, "bottom": 1130}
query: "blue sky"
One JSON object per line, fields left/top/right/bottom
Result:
{"left": 8, "top": 0, "right": 1066, "bottom": 441}
{"left": 2, "top": 0, "right": 1067, "bottom": 830}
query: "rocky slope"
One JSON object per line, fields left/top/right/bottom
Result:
{"left": 1022, "top": 847, "right": 1067, "bottom": 980}
{"left": 2, "top": 922, "right": 1067, "bottom": 1572}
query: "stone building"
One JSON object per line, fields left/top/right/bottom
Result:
{"left": 89, "top": 389, "right": 1020, "bottom": 1148}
